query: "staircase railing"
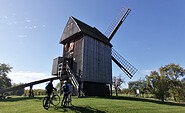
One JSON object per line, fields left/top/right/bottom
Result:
{"left": 66, "top": 65, "right": 79, "bottom": 89}
{"left": 65, "top": 64, "right": 85, "bottom": 96}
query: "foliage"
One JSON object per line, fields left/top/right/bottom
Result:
{"left": 159, "top": 63, "right": 185, "bottom": 80}
{"left": 55, "top": 82, "right": 63, "bottom": 95}
{"left": 121, "top": 88, "right": 135, "bottom": 95}
{"left": 146, "top": 71, "right": 170, "bottom": 102}
{"left": 160, "top": 63, "right": 185, "bottom": 102}
{"left": 0, "top": 63, "right": 12, "bottom": 90}
{"left": 24, "top": 89, "right": 46, "bottom": 96}
{"left": 125, "top": 63, "right": 185, "bottom": 102}
{"left": 128, "top": 79, "right": 148, "bottom": 96}
{"left": 55, "top": 82, "right": 61, "bottom": 91}
{"left": 112, "top": 75, "right": 125, "bottom": 96}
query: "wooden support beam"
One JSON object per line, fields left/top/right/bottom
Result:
{"left": 0, "top": 77, "right": 60, "bottom": 94}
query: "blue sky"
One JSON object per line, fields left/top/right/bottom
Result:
{"left": 0, "top": 0, "right": 185, "bottom": 89}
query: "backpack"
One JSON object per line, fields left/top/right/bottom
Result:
{"left": 45, "top": 82, "right": 51, "bottom": 91}
{"left": 63, "top": 84, "right": 69, "bottom": 93}
{"left": 45, "top": 83, "right": 49, "bottom": 90}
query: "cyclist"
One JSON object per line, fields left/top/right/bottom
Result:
{"left": 45, "top": 79, "right": 56, "bottom": 108}
{"left": 61, "top": 80, "right": 70, "bottom": 107}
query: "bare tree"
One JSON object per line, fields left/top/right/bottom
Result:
{"left": 112, "top": 75, "right": 125, "bottom": 96}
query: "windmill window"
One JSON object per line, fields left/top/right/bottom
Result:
{"left": 68, "top": 42, "right": 74, "bottom": 52}
{"left": 64, "top": 43, "right": 69, "bottom": 51}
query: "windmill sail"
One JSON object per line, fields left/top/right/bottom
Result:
{"left": 105, "top": 7, "right": 137, "bottom": 78}
{"left": 112, "top": 48, "right": 137, "bottom": 79}
{"left": 105, "top": 8, "right": 131, "bottom": 41}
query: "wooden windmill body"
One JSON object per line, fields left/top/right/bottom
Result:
{"left": 52, "top": 8, "right": 137, "bottom": 96}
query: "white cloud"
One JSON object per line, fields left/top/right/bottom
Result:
{"left": 33, "top": 25, "right": 38, "bottom": 29}
{"left": 141, "top": 69, "right": 153, "bottom": 75}
{"left": 29, "top": 26, "right": 33, "bottom": 29}
{"left": 25, "top": 26, "right": 37, "bottom": 30}
{"left": 7, "top": 21, "right": 17, "bottom": 25}
{"left": 25, "top": 26, "right": 32, "bottom": 29}
{"left": 8, "top": 71, "right": 59, "bottom": 89}
{"left": 12, "top": 13, "right": 16, "bottom": 16}
{"left": 25, "top": 19, "right": 31, "bottom": 22}
{"left": 2, "top": 15, "right": 8, "bottom": 19}
{"left": 8, "top": 71, "right": 48, "bottom": 84}
{"left": 18, "top": 34, "right": 27, "bottom": 38}
{"left": 42, "top": 25, "right": 46, "bottom": 27}
{"left": 25, "top": 25, "right": 46, "bottom": 30}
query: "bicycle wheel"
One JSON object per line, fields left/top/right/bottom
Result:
{"left": 42, "top": 97, "right": 50, "bottom": 110}
{"left": 51, "top": 95, "right": 60, "bottom": 106}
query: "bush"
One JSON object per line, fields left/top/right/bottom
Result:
{"left": 24, "top": 89, "right": 46, "bottom": 96}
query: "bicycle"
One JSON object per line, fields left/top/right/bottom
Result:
{"left": 62, "top": 92, "right": 72, "bottom": 107}
{"left": 42, "top": 90, "right": 60, "bottom": 110}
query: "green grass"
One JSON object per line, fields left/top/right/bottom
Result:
{"left": 0, "top": 95, "right": 185, "bottom": 113}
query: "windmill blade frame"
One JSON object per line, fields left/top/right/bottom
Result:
{"left": 105, "top": 8, "right": 131, "bottom": 41}
{"left": 111, "top": 48, "right": 138, "bottom": 79}
{"left": 105, "top": 7, "right": 137, "bottom": 79}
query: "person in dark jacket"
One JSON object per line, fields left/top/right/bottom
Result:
{"left": 46, "top": 79, "right": 56, "bottom": 102}
{"left": 61, "top": 80, "right": 70, "bottom": 106}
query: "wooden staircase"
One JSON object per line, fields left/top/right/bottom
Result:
{"left": 58, "top": 62, "right": 85, "bottom": 97}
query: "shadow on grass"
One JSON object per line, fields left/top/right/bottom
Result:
{"left": 98, "top": 96, "right": 185, "bottom": 107}
{"left": 56, "top": 105, "right": 106, "bottom": 113}
{"left": 0, "top": 96, "right": 43, "bottom": 102}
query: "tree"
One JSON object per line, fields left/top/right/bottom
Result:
{"left": 112, "top": 75, "right": 124, "bottom": 96}
{"left": 55, "top": 82, "right": 61, "bottom": 91}
{"left": 160, "top": 63, "right": 185, "bottom": 80}
{"left": 146, "top": 71, "right": 170, "bottom": 102}
{"left": 0, "top": 63, "right": 12, "bottom": 90}
{"left": 128, "top": 79, "right": 148, "bottom": 96}
{"left": 160, "top": 63, "right": 185, "bottom": 102}
{"left": 55, "top": 82, "right": 62, "bottom": 95}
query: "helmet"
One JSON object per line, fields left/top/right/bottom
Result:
{"left": 64, "top": 80, "right": 67, "bottom": 84}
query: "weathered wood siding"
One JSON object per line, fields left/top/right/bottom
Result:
{"left": 52, "top": 57, "right": 64, "bottom": 75}
{"left": 82, "top": 35, "right": 112, "bottom": 84}
{"left": 60, "top": 17, "right": 80, "bottom": 43}
{"left": 73, "top": 38, "right": 83, "bottom": 75}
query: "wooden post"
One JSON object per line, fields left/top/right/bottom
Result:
{"left": 60, "top": 80, "right": 63, "bottom": 96}
{"left": 78, "top": 81, "right": 81, "bottom": 97}
{"left": 110, "top": 84, "right": 112, "bottom": 96}
{"left": 29, "top": 85, "right": 34, "bottom": 98}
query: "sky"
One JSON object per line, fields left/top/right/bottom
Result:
{"left": 0, "top": 0, "right": 185, "bottom": 89}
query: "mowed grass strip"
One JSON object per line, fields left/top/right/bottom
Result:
{"left": 0, "top": 96, "right": 185, "bottom": 113}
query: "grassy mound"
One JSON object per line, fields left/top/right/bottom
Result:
{"left": 0, "top": 95, "right": 185, "bottom": 113}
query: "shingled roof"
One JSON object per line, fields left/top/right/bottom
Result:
{"left": 60, "top": 16, "right": 112, "bottom": 46}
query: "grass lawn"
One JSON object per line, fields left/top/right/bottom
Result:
{"left": 0, "top": 95, "right": 185, "bottom": 113}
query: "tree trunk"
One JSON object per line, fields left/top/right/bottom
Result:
{"left": 115, "top": 87, "right": 118, "bottom": 96}
{"left": 173, "top": 92, "right": 177, "bottom": 102}
{"left": 162, "top": 98, "right": 164, "bottom": 102}
{"left": 29, "top": 85, "right": 34, "bottom": 98}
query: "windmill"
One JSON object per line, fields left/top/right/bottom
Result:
{"left": 51, "top": 7, "right": 137, "bottom": 96}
